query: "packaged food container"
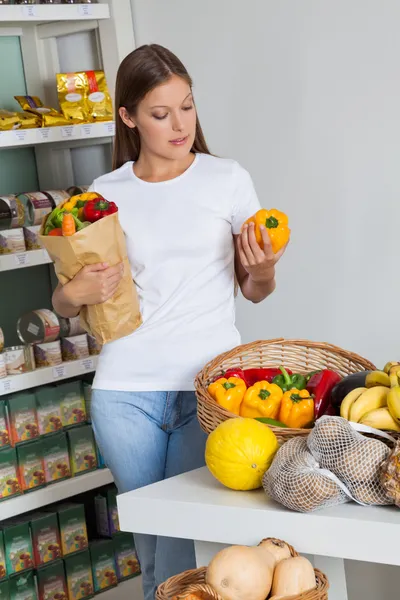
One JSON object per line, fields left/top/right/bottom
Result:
{"left": 0, "top": 195, "right": 24, "bottom": 230}
{"left": 43, "top": 190, "right": 69, "bottom": 206}
{"left": 87, "top": 334, "right": 102, "bottom": 356}
{"left": 0, "top": 354, "right": 6, "bottom": 379}
{"left": 35, "top": 385, "right": 63, "bottom": 436}
{"left": 0, "top": 447, "right": 21, "bottom": 501}
{"left": 4, "top": 345, "right": 35, "bottom": 375}
{"left": 16, "top": 192, "right": 53, "bottom": 227}
{"left": 34, "top": 340, "right": 62, "bottom": 368}
{"left": 43, "top": 432, "right": 71, "bottom": 484}
{"left": 17, "top": 439, "right": 46, "bottom": 492}
{"left": 58, "top": 381, "right": 86, "bottom": 428}
{"left": 17, "top": 309, "right": 60, "bottom": 344}
{"left": 8, "top": 571, "right": 36, "bottom": 598}
{"left": 64, "top": 550, "right": 94, "bottom": 600}
{"left": 57, "top": 503, "right": 88, "bottom": 556}
{"left": 7, "top": 392, "right": 39, "bottom": 445}
{"left": 0, "top": 402, "right": 10, "bottom": 448}
{"left": 0, "top": 531, "right": 6, "bottom": 579}
{"left": 3, "top": 520, "right": 33, "bottom": 574}
{"left": 58, "top": 315, "right": 86, "bottom": 338}
{"left": 113, "top": 533, "right": 140, "bottom": 581}
{"left": 0, "top": 327, "right": 4, "bottom": 353}
{"left": 0, "top": 228, "right": 26, "bottom": 254}
{"left": 23, "top": 225, "right": 42, "bottom": 251}
{"left": 61, "top": 334, "right": 89, "bottom": 362}
{"left": 30, "top": 512, "right": 62, "bottom": 567}
{"left": 36, "top": 559, "right": 68, "bottom": 600}
{"left": 89, "top": 539, "right": 117, "bottom": 593}
{"left": 67, "top": 425, "right": 97, "bottom": 476}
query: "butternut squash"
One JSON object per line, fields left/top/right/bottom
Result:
{"left": 206, "top": 544, "right": 275, "bottom": 600}
{"left": 270, "top": 556, "right": 316, "bottom": 598}
{"left": 258, "top": 539, "right": 291, "bottom": 565}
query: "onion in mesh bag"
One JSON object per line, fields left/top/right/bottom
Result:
{"left": 307, "top": 416, "right": 392, "bottom": 506}
{"left": 262, "top": 437, "right": 350, "bottom": 512}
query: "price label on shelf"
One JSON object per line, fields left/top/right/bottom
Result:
{"left": 104, "top": 122, "right": 115, "bottom": 136}
{"left": 14, "top": 253, "right": 29, "bottom": 267}
{"left": 14, "top": 130, "right": 27, "bottom": 143}
{"left": 53, "top": 365, "right": 66, "bottom": 379}
{"left": 22, "top": 6, "right": 37, "bottom": 17}
{"left": 81, "top": 124, "right": 93, "bottom": 137}
{"left": 77, "top": 5, "right": 93, "bottom": 16}
{"left": 37, "top": 128, "right": 51, "bottom": 142}
{"left": 0, "top": 379, "right": 13, "bottom": 395}
{"left": 80, "top": 358, "right": 94, "bottom": 372}
{"left": 61, "top": 126, "right": 77, "bottom": 139}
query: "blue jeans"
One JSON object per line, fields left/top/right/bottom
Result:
{"left": 91, "top": 390, "right": 207, "bottom": 600}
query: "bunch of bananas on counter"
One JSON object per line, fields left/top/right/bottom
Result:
{"left": 340, "top": 362, "right": 400, "bottom": 431}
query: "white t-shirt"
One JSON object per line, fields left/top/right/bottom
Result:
{"left": 90, "top": 153, "right": 261, "bottom": 392}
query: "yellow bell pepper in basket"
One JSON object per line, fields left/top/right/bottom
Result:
{"left": 240, "top": 381, "right": 283, "bottom": 419}
{"left": 279, "top": 389, "right": 314, "bottom": 428}
{"left": 208, "top": 377, "right": 247, "bottom": 416}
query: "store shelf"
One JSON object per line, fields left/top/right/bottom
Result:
{"left": 0, "top": 3, "right": 110, "bottom": 23}
{"left": 103, "top": 577, "right": 143, "bottom": 600}
{"left": 0, "top": 356, "right": 98, "bottom": 396}
{"left": 0, "top": 248, "right": 52, "bottom": 272}
{"left": 1, "top": 467, "right": 113, "bottom": 520}
{"left": 0, "top": 121, "right": 115, "bottom": 150}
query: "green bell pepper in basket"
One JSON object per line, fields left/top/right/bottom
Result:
{"left": 273, "top": 366, "right": 307, "bottom": 392}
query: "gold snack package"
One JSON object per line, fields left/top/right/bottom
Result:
{"left": 84, "top": 70, "right": 113, "bottom": 122}
{"left": 18, "top": 111, "right": 42, "bottom": 129}
{"left": 14, "top": 95, "right": 69, "bottom": 127}
{"left": 56, "top": 72, "right": 88, "bottom": 123}
{"left": 0, "top": 109, "right": 21, "bottom": 131}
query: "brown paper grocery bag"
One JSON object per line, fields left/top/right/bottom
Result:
{"left": 39, "top": 212, "right": 142, "bottom": 345}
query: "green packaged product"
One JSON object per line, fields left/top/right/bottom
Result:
{"left": 0, "top": 401, "right": 10, "bottom": 448}
{"left": 0, "top": 447, "right": 21, "bottom": 501}
{"left": 90, "top": 539, "right": 118, "bottom": 593}
{"left": 94, "top": 484, "right": 120, "bottom": 537}
{"left": 67, "top": 425, "right": 97, "bottom": 476}
{"left": 17, "top": 439, "right": 45, "bottom": 492}
{"left": 30, "top": 512, "right": 61, "bottom": 567}
{"left": 113, "top": 532, "right": 140, "bottom": 581}
{"left": 43, "top": 432, "right": 71, "bottom": 484}
{"left": 3, "top": 519, "right": 34, "bottom": 575}
{"left": 56, "top": 503, "right": 88, "bottom": 557}
{"left": 35, "top": 386, "right": 63, "bottom": 436}
{"left": 0, "top": 530, "right": 6, "bottom": 581}
{"left": 64, "top": 550, "right": 94, "bottom": 600}
{"left": 6, "top": 392, "right": 39, "bottom": 446}
{"left": 8, "top": 570, "right": 37, "bottom": 600}
{"left": 57, "top": 381, "right": 86, "bottom": 428}
{"left": 0, "top": 579, "right": 9, "bottom": 600}
{"left": 36, "top": 559, "right": 68, "bottom": 600}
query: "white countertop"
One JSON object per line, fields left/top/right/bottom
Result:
{"left": 117, "top": 466, "right": 400, "bottom": 567}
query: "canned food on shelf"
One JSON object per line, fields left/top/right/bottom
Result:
{"left": 58, "top": 315, "right": 86, "bottom": 338}
{"left": 0, "top": 195, "right": 24, "bottom": 230}
{"left": 17, "top": 309, "right": 60, "bottom": 345}
{"left": 4, "top": 345, "right": 35, "bottom": 375}
{"left": 44, "top": 190, "right": 70, "bottom": 206}
{"left": 16, "top": 192, "right": 54, "bottom": 227}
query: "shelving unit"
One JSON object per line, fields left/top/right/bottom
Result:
{"left": 103, "top": 577, "right": 143, "bottom": 600}
{"left": 0, "top": 249, "right": 51, "bottom": 272}
{"left": 0, "top": 3, "right": 110, "bottom": 23}
{"left": 2, "top": 467, "right": 113, "bottom": 520}
{"left": 0, "top": 356, "right": 98, "bottom": 396}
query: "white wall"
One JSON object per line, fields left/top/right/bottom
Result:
{"left": 130, "top": 1, "right": 400, "bottom": 598}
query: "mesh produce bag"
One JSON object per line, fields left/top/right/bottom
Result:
{"left": 307, "top": 416, "right": 392, "bottom": 506}
{"left": 380, "top": 439, "right": 400, "bottom": 507}
{"left": 262, "top": 437, "right": 351, "bottom": 512}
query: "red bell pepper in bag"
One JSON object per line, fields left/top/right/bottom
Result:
{"left": 83, "top": 198, "right": 118, "bottom": 223}
{"left": 307, "top": 369, "right": 342, "bottom": 419}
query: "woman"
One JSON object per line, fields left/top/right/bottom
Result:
{"left": 53, "top": 44, "right": 287, "bottom": 600}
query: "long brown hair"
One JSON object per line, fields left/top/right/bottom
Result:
{"left": 113, "top": 44, "right": 211, "bottom": 170}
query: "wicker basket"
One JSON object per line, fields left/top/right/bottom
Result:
{"left": 195, "top": 338, "right": 376, "bottom": 444}
{"left": 156, "top": 538, "right": 329, "bottom": 600}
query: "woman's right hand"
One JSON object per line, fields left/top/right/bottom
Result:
{"left": 64, "top": 262, "right": 124, "bottom": 308}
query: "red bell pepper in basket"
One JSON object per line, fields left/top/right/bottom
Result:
{"left": 83, "top": 198, "right": 118, "bottom": 223}
{"left": 307, "top": 369, "right": 342, "bottom": 419}
{"left": 214, "top": 367, "right": 292, "bottom": 387}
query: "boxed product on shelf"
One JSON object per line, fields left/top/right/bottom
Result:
{"left": 30, "top": 512, "right": 62, "bottom": 567}
{"left": 6, "top": 392, "right": 39, "bottom": 446}
{"left": 0, "top": 446, "right": 21, "bottom": 501}
{"left": 0, "top": 401, "right": 10, "bottom": 448}
{"left": 94, "top": 485, "right": 120, "bottom": 537}
{"left": 0, "top": 580, "right": 8, "bottom": 600}
{"left": 17, "top": 439, "right": 45, "bottom": 492}
{"left": 0, "top": 354, "right": 6, "bottom": 380}
{"left": 57, "top": 381, "right": 86, "bottom": 428}
{"left": 35, "top": 386, "right": 63, "bottom": 436}
{"left": 113, "top": 532, "right": 140, "bottom": 582}
{"left": 23, "top": 225, "right": 42, "bottom": 251}
{"left": 55, "top": 503, "right": 88, "bottom": 557}
{"left": 0, "top": 228, "right": 26, "bottom": 255}
{"left": 8, "top": 569, "right": 37, "bottom": 600}
{"left": 0, "top": 530, "right": 6, "bottom": 580}
{"left": 42, "top": 432, "right": 71, "bottom": 484}
{"left": 3, "top": 518, "right": 34, "bottom": 575}
{"left": 36, "top": 559, "right": 68, "bottom": 600}
{"left": 82, "top": 383, "right": 91, "bottom": 423}
{"left": 95, "top": 445, "right": 106, "bottom": 469}
{"left": 61, "top": 334, "right": 89, "bottom": 362}
{"left": 87, "top": 335, "right": 102, "bottom": 357}
{"left": 64, "top": 549, "right": 94, "bottom": 600}
{"left": 34, "top": 340, "right": 62, "bottom": 369}
{"left": 67, "top": 425, "right": 97, "bottom": 476}
{"left": 89, "top": 539, "right": 118, "bottom": 593}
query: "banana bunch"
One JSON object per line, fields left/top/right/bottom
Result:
{"left": 340, "top": 362, "right": 400, "bottom": 431}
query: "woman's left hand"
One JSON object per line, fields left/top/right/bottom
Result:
{"left": 237, "top": 221, "right": 288, "bottom": 282}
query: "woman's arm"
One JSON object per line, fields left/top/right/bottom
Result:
{"left": 234, "top": 221, "right": 287, "bottom": 304}
{"left": 52, "top": 283, "right": 81, "bottom": 318}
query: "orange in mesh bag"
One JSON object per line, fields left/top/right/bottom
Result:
{"left": 307, "top": 416, "right": 392, "bottom": 506}
{"left": 262, "top": 436, "right": 351, "bottom": 512}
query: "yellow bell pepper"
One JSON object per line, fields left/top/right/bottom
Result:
{"left": 208, "top": 377, "right": 247, "bottom": 415}
{"left": 240, "top": 381, "right": 283, "bottom": 419}
{"left": 61, "top": 192, "right": 99, "bottom": 212}
{"left": 244, "top": 208, "right": 290, "bottom": 254}
{"left": 62, "top": 196, "right": 79, "bottom": 212}
{"left": 279, "top": 389, "right": 314, "bottom": 428}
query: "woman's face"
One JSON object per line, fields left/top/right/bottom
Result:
{"left": 120, "top": 74, "right": 197, "bottom": 161}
